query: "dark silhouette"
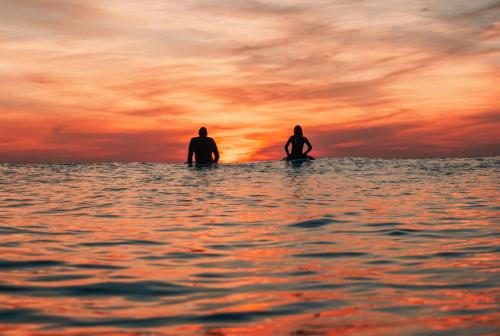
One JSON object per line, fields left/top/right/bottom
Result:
{"left": 187, "top": 127, "right": 219, "bottom": 165}
{"left": 285, "top": 125, "right": 314, "bottom": 161}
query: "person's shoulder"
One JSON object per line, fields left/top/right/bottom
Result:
{"left": 190, "top": 136, "right": 200, "bottom": 143}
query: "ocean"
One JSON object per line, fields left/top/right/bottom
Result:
{"left": 0, "top": 157, "right": 498, "bottom": 335}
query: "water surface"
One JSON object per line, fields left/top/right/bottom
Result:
{"left": 0, "top": 157, "right": 499, "bottom": 335}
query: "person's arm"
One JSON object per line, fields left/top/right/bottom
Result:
{"left": 212, "top": 139, "right": 220, "bottom": 163}
{"left": 285, "top": 136, "right": 292, "bottom": 157}
{"left": 187, "top": 139, "right": 194, "bottom": 164}
{"left": 304, "top": 137, "right": 312, "bottom": 155}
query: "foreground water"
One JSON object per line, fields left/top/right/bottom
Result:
{"left": 0, "top": 157, "right": 498, "bottom": 335}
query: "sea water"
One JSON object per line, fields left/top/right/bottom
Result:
{"left": 0, "top": 157, "right": 498, "bottom": 335}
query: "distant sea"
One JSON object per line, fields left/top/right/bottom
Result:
{"left": 0, "top": 157, "right": 498, "bottom": 335}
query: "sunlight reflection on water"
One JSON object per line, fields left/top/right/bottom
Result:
{"left": 0, "top": 157, "right": 499, "bottom": 335}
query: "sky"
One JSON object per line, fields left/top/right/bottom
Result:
{"left": 0, "top": 0, "right": 499, "bottom": 163}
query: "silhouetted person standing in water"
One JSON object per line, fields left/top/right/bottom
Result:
{"left": 285, "top": 125, "right": 314, "bottom": 160}
{"left": 187, "top": 127, "right": 220, "bottom": 165}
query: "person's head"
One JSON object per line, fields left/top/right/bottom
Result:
{"left": 198, "top": 127, "right": 208, "bottom": 137}
{"left": 294, "top": 125, "right": 303, "bottom": 137}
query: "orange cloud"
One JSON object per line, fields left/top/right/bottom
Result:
{"left": 0, "top": 0, "right": 499, "bottom": 163}
{"left": 250, "top": 111, "right": 500, "bottom": 160}
{"left": 0, "top": 115, "right": 190, "bottom": 163}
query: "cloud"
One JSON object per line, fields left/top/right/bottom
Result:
{"left": 246, "top": 110, "right": 500, "bottom": 160}
{"left": 0, "top": 0, "right": 119, "bottom": 38}
{"left": 463, "top": 110, "right": 500, "bottom": 123}
{"left": 251, "top": 111, "right": 500, "bottom": 159}
{"left": 0, "top": 117, "right": 190, "bottom": 163}
{"left": 0, "top": 0, "right": 498, "bottom": 162}
{"left": 46, "top": 128, "right": 188, "bottom": 163}
{"left": 197, "top": 0, "right": 307, "bottom": 17}
{"left": 122, "top": 106, "right": 190, "bottom": 118}
{"left": 425, "top": 0, "right": 500, "bottom": 29}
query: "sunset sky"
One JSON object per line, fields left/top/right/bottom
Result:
{"left": 1, "top": 0, "right": 499, "bottom": 163}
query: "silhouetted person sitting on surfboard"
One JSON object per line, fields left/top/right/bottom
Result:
{"left": 187, "top": 127, "right": 220, "bottom": 165}
{"left": 284, "top": 125, "right": 314, "bottom": 161}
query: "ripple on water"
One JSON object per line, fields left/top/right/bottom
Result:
{"left": 27, "top": 274, "right": 94, "bottom": 282}
{"left": 0, "top": 281, "right": 208, "bottom": 300}
{"left": 364, "top": 221, "right": 403, "bottom": 227}
{"left": 375, "top": 228, "right": 422, "bottom": 236}
{"left": 288, "top": 217, "right": 348, "bottom": 228}
{"left": 162, "top": 251, "right": 226, "bottom": 260}
{"left": 72, "top": 264, "right": 128, "bottom": 270}
{"left": 0, "top": 157, "right": 498, "bottom": 335}
{"left": 0, "top": 300, "right": 346, "bottom": 328}
{"left": 0, "top": 226, "right": 67, "bottom": 235}
{"left": 0, "top": 259, "right": 65, "bottom": 270}
{"left": 293, "top": 252, "right": 369, "bottom": 258}
{"left": 78, "top": 239, "right": 164, "bottom": 247}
